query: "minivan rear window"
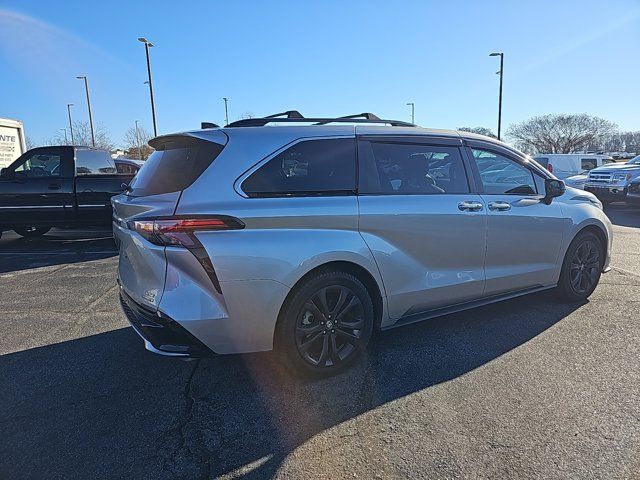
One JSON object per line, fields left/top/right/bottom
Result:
{"left": 127, "top": 136, "right": 224, "bottom": 197}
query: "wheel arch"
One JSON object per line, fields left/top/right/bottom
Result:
{"left": 577, "top": 224, "right": 608, "bottom": 252}
{"left": 274, "top": 260, "right": 385, "bottom": 349}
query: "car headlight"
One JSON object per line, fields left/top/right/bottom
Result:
{"left": 613, "top": 173, "right": 632, "bottom": 183}
{"left": 571, "top": 194, "right": 603, "bottom": 209}
{"left": 589, "top": 197, "right": 603, "bottom": 210}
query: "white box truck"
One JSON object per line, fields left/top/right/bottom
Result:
{"left": 0, "top": 118, "right": 27, "bottom": 169}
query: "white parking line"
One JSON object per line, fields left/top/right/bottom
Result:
{"left": 0, "top": 251, "right": 118, "bottom": 255}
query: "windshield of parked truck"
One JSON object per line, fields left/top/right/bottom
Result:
{"left": 626, "top": 155, "right": 640, "bottom": 165}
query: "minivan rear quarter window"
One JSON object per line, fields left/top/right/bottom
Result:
{"left": 128, "top": 136, "right": 224, "bottom": 197}
{"left": 242, "top": 138, "right": 356, "bottom": 197}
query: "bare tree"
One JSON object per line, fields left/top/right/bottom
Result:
{"left": 123, "top": 123, "right": 154, "bottom": 160}
{"left": 592, "top": 130, "right": 640, "bottom": 153}
{"left": 458, "top": 126, "right": 497, "bottom": 138}
{"left": 25, "top": 136, "right": 37, "bottom": 150}
{"left": 50, "top": 121, "right": 114, "bottom": 151}
{"left": 507, "top": 114, "right": 617, "bottom": 154}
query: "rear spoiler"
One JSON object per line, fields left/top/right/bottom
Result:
{"left": 148, "top": 131, "right": 229, "bottom": 149}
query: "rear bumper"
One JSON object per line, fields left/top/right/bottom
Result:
{"left": 584, "top": 185, "right": 627, "bottom": 201}
{"left": 119, "top": 286, "right": 215, "bottom": 357}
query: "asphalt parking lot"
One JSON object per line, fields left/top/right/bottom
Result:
{"left": 1, "top": 205, "right": 639, "bottom": 480}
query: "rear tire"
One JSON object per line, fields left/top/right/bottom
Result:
{"left": 14, "top": 226, "right": 51, "bottom": 238}
{"left": 557, "top": 231, "right": 604, "bottom": 302}
{"left": 275, "top": 271, "right": 374, "bottom": 377}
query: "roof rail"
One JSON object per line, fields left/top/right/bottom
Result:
{"left": 314, "top": 113, "right": 381, "bottom": 125}
{"left": 226, "top": 111, "right": 415, "bottom": 128}
{"left": 264, "top": 110, "right": 304, "bottom": 119}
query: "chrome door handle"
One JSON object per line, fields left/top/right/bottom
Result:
{"left": 458, "top": 201, "right": 484, "bottom": 212}
{"left": 488, "top": 201, "right": 511, "bottom": 211}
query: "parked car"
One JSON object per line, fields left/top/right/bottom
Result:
{"left": 564, "top": 172, "right": 588, "bottom": 190}
{"left": 532, "top": 154, "right": 615, "bottom": 180}
{"left": 113, "top": 112, "right": 612, "bottom": 376}
{"left": 0, "top": 146, "right": 135, "bottom": 239}
{"left": 584, "top": 154, "right": 640, "bottom": 204}
{"left": 626, "top": 175, "right": 640, "bottom": 207}
{"left": 114, "top": 158, "right": 144, "bottom": 175}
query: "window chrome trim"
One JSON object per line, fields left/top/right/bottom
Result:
{"left": 233, "top": 135, "right": 356, "bottom": 199}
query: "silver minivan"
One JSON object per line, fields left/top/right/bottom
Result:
{"left": 113, "top": 112, "right": 612, "bottom": 376}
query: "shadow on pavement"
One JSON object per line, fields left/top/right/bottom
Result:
{"left": 0, "top": 228, "right": 117, "bottom": 274}
{"left": 604, "top": 203, "right": 640, "bottom": 228}
{"left": 0, "top": 291, "right": 582, "bottom": 479}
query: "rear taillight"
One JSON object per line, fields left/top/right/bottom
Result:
{"left": 547, "top": 163, "right": 553, "bottom": 173}
{"left": 127, "top": 216, "right": 244, "bottom": 294}
{"left": 128, "top": 216, "right": 244, "bottom": 246}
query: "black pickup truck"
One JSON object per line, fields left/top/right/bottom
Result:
{"left": 0, "top": 146, "right": 135, "bottom": 239}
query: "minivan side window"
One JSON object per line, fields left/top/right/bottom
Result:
{"left": 471, "top": 149, "right": 537, "bottom": 195}
{"left": 76, "top": 150, "right": 117, "bottom": 175}
{"left": 242, "top": 138, "right": 356, "bottom": 197}
{"left": 360, "top": 141, "right": 469, "bottom": 194}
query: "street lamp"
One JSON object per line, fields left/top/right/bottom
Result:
{"left": 134, "top": 120, "right": 142, "bottom": 160}
{"left": 76, "top": 76, "right": 95, "bottom": 147}
{"left": 67, "top": 103, "right": 75, "bottom": 145}
{"left": 138, "top": 37, "right": 157, "bottom": 137}
{"left": 406, "top": 102, "right": 415, "bottom": 124}
{"left": 489, "top": 52, "right": 504, "bottom": 140}
{"left": 222, "top": 97, "right": 229, "bottom": 126}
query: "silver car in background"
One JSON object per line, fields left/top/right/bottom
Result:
{"left": 112, "top": 112, "right": 612, "bottom": 376}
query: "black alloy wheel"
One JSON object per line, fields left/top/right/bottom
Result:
{"left": 277, "top": 271, "right": 374, "bottom": 376}
{"left": 295, "top": 285, "right": 366, "bottom": 368}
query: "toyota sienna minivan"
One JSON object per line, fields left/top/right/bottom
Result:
{"left": 113, "top": 112, "right": 612, "bottom": 376}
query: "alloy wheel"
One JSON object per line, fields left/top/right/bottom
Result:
{"left": 569, "top": 239, "right": 601, "bottom": 295}
{"left": 295, "top": 285, "right": 365, "bottom": 368}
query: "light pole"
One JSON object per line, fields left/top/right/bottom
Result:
{"left": 76, "top": 76, "right": 95, "bottom": 147}
{"left": 222, "top": 97, "right": 229, "bottom": 126}
{"left": 135, "top": 120, "right": 142, "bottom": 159}
{"left": 67, "top": 103, "right": 75, "bottom": 145}
{"left": 406, "top": 102, "right": 415, "bottom": 124}
{"left": 489, "top": 52, "right": 504, "bottom": 140}
{"left": 138, "top": 37, "right": 157, "bottom": 137}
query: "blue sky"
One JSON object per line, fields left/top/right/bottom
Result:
{"left": 1, "top": 0, "right": 639, "bottom": 147}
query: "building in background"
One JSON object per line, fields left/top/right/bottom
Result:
{"left": 0, "top": 118, "right": 27, "bottom": 168}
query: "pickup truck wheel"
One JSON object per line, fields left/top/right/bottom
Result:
{"left": 14, "top": 226, "right": 51, "bottom": 238}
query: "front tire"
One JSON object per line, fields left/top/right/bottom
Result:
{"left": 276, "top": 271, "right": 374, "bottom": 377}
{"left": 557, "top": 231, "right": 604, "bottom": 301}
{"left": 14, "top": 226, "right": 51, "bottom": 238}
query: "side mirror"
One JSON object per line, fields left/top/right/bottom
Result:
{"left": 0, "top": 168, "right": 14, "bottom": 179}
{"left": 543, "top": 178, "right": 565, "bottom": 204}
